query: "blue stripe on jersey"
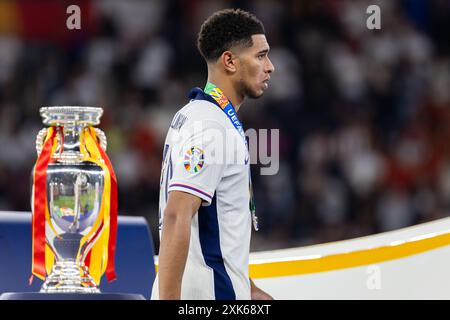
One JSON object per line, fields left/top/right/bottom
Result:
{"left": 198, "top": 195, "right": 236, "bottom": 300}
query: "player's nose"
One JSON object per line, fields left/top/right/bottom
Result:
{"left": 266, "top": 57, "right": 275, "bottom": 74}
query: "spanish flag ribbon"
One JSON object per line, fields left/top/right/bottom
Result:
{"left": 31, "top": 126, "right": 57, "bottom": 281}
{"left": 89, "top": 127, "right": 118, "bottom": 283}
{"left": 77, "top": 127, "right": 117, "bottom": 284}
{"left": 31, "top": 126, "right": 117, "bottom": 285}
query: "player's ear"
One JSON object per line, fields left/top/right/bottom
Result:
{"left": 220, "top": 51, "right": 238, "bottom": 73}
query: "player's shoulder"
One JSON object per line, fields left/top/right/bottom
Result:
{"left": 176, "top": 99, "right": 228, "bottom": 128}
{"left": 182, "top": 99, "right": 224, "bottom": 119}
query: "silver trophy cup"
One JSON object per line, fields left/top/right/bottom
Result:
{"left": 34, "top": 106, "right": 108, "bottom": 293}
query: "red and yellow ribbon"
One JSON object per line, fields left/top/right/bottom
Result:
{"left": 31, "top": 126, "right": 117, "bottom": 285}
{"left": 78, "top": 127, "right": 118, "bottom": 284}
{"left": 31, "top": 126, "right": 57, "bottom": 281}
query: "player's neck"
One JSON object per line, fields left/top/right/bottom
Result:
{"left": 206, "top": 77, "right": 244, "bottom": 112}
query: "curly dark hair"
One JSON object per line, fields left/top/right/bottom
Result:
{"left": 197, "top": 9, "right": 265, "bottom": 62}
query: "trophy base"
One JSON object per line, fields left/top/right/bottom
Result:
{"left": 40, "top": 260, "right": 100, "bottom": 294}
{"left": 0, "top": 292, "right": 145, "bottom": 300}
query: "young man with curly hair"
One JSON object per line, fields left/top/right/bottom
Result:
{"left": 152, "top": 8, "right": 275, "bottom": 300}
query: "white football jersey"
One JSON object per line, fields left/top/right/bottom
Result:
{"left": 151, "top": 88, "right": 252, "bottom": 300}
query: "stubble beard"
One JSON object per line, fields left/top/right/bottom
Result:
{"left": 239, "top": 79, "right": 263, "bottom": 100}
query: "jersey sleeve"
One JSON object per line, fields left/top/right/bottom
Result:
{"left": 168, "top": 119, "right": 227, "bottom": 206}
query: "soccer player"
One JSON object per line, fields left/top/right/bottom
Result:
{"left": 152, "top": 8, "right": 275, "bottom": 300}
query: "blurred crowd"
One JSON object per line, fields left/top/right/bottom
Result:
{"left": 0, "top": 0, "right": 449, "bottom": 252}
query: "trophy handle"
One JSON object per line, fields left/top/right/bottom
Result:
{"left": 94, "top": 128, "right": 107, "bottom": 151}
{"left": 36, "top": 127, "right": 107, "bottom": 156}
{"left": 35, "top": 128, "right": 48, "bottom": 156}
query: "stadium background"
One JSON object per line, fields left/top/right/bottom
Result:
{"left": 0, "top": 0, "right": 449, "bottom": 254}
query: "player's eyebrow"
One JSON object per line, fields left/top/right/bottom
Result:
{"left": 257, "top": 48, "right": 270, "bottom": 55}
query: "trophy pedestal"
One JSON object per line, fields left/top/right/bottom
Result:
{"left": 0, "top": 292, "right": 145, "bottom": 300}
{"left": 40, "top": 260, "right": 100, "bottom": 293}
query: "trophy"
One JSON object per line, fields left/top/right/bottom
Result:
{"left": 31, "top": 106, "right": 117, "bottom": 293}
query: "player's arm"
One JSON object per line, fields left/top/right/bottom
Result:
{"left": 158, "top": 190, "right": 202, "bottom": 300}
{"left": 250, "top": 278, "right": 274, "bottom": 300}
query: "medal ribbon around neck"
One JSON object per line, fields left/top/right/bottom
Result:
{"left": 204, "top": 82, "right": 259, "bottom": 231}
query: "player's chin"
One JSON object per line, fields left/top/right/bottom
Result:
{"left": 248, "top": 88, "right": 265, "bottom": 99}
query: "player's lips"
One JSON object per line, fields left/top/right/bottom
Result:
{"left": 262, "top": 77, "right": 270, "bottom": 89}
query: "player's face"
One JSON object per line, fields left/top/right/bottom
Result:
{"left": 236, "top": 34, "right": 274, "bottom": 99}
